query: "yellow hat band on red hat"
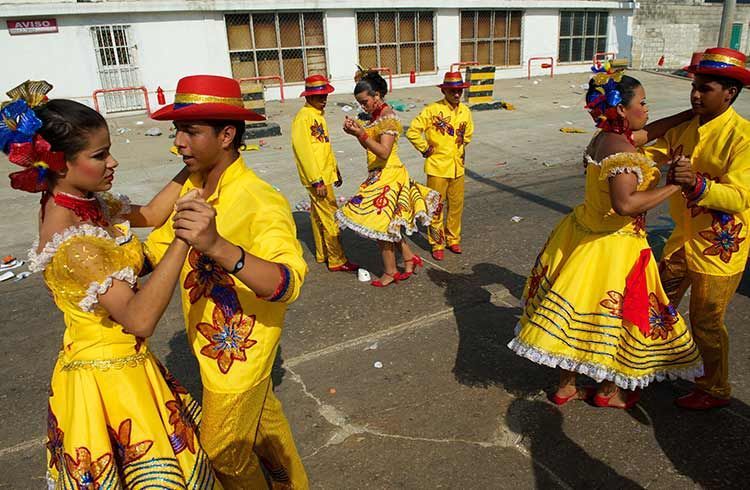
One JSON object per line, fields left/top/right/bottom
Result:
{"left": 701, "top": 53, "right": 745, "bottom": 68}
{"left": 173, "top": 93, "right": 244, "bottom": 107}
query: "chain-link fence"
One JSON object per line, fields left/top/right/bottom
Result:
{"left": 460, "top": 10, "right": 522, "bottom": 67}
{"left": 225, "top": 12, "right": 327, "bottom": 84}
{"left": 356, "top": 11, "right": 436, "bottom": 75}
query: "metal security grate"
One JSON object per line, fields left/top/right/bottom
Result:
{"left": 90, "top": 25, "right": 145, "bottom": 113}
{"left": 460, "top": 10, "right": 522, "bottom": 67}
{"left": 226, "top": 12, "right": 328, "bottom": 83}
{"left": 558, "top": 11, "right": 608, "bottom": 63}
{"left": 356, "top": 11, "right": 435, "bottom": 75}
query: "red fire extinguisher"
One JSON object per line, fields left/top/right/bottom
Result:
{"left": 156, "top": 86, "right": 165, "bottom": 105}
{"left": 409, "top": 70, "right": 416, "bottom": 84}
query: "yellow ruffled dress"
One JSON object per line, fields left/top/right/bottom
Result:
{"left": 336, "top": 113, "right": 441, "bottom": 241}
{"left": 29, "top": 193, "right": 220, "bottom": 489}
{"left": 508, "top": 152, "right": 704, "bottom": 389}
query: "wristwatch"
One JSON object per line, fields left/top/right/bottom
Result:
{"left": 231, "top": 246, "right": 245, "bottom": 274}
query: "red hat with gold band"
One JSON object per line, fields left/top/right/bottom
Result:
{"left": 151, "top": 75, "right": 265, "bottom": 121}
{"left": 437, "top": 71, "right": 470, "bottom": 89}
{"left": 687, "top": 47, "right": 750, "bottom": 86}
{"left": 300, "top": 74, "right": 335, "bottom": 97}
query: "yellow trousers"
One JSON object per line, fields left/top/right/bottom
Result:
{"left": 200, "top": 376, "right": 309, "bottom": 489}
{"left": 308, "top": 185, "right": 347, "bottom": 268}
{"left": 426, "top": 175, "right": 465, "bottom": 251}
{"left": 659, "top": 248, "right": 741, "bottom": 399}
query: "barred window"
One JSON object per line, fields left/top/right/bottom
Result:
{"left": 460, "top": 10, "right": 522, "bottom": 66}
{"left": 356, "top": 11, "right": 435, "bottom": 74}
{"left": 558, "top": 11, "right": 608, "bottom": 63}
{"left": 225, "top": 12, "right": 327, "bottom": 83}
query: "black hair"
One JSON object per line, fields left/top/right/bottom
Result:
{"left": 696, "top": 73, "right": 744, "bottom": 104}
{"left": 34, "top": 99, "right": 108, "bottom": 160}
{"left": 586, "top": 74, "right": 642, "bottom": 108}
{"left": 208, "top": 120, "right": 246, "bottom": 150}
{"left": 354, "top": 72, "right": 388, "bottom": 98}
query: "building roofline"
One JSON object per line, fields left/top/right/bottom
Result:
{"left": 0, "top": 1, "right": 636, "bottom": 18}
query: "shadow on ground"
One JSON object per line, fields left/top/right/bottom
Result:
{"left": 507, "top": 399, "right": 642, "bottom": 488}
{"left": 427, "top": 262, "right": 549, "bottom": 397}
{"left": 627, "top": 383, "right": 750, "bottom": 488}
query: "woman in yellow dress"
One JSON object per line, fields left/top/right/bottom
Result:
{"left": 336, "top": 71, "right": 440, "bottom": 287}
{"left": 508, "top": 67, "right": 703, "bottom": 409}
{"left": 1, "top": 83, "right": 220, "bottom": 488}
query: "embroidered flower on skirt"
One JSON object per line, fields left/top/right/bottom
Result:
{"left": 647, "top": 294, "right": 678, "bottom": 340}
{"left": 166, "top": 400, "right": 197, "bottom": 454}
{"left": 108, "top": 419, "right": 154, "bottom": 466}
{"left": 46, "top": 404, "right": 65, "bottom": 472}
{"left": 63, "top": 447, "right": 113, "bottom": 489}
{"left": 599, "top": 290, "right": 624, "bottom": 317}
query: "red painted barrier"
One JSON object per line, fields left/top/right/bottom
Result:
{"left": 92, "top": 86, "right": 151, "bottom": 115}
{"left": 236, "top": 76, "right": 285, "bottom": 102}
{"left": 527, "top": 57, "right": 554, "bottom": 80}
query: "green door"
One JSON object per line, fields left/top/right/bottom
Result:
{"left": 730, "top": 23, "right": 743, "bottom": 51}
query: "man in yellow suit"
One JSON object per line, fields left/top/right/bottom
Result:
{"left": 406, "top": 72, "right": 474, "bottom": 261}
{"left": 291, "top": 75, "right": 358, "bottom": 272}
{"left": 644, "top": 48, "right": 750, "bottom": 410}
{"left": 146, "top": 75, "right": 309, "bottom": 488}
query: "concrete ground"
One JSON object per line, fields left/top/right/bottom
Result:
{"left": 1, "top": 72, "right": 749, "bottom": 488}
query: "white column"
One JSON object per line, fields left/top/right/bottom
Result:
{"left": 435, "top": 8, "right": 460, "bottom": 75}
{"left": 324, "top": 10, "right": 359, "bottom": 95}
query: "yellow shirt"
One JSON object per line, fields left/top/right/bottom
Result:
{"left": 405, "top": 98, "right": 474, "bottom": 178}
{"left": 291, "top": 103, "right": 338, "bottom": 187}
{"left": 144, "top": 157, "right": 307, "bottom": 392}
{"left": 643, "top": 107, "right": 750, "bottom": 276}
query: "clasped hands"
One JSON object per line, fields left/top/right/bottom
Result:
{"left": 172, "top": 189, "right": 221, "bottom": 255}
{"left": 666, "top": 146, "right": 696, "bottom": 191}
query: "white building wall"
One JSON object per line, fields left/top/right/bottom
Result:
{"left": 0, "top": 11, "right": 232, "bottom": 109}
{"left": 0, "top": 2, "right": 635, "bottom": 112}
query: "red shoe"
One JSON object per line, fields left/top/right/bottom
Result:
{"left": 432, "top": 249, "right": 444, "bottom": 261}
{"left": 447, "top": 244, "right": 462, "bottom": 254}
{"left": 550, "top": 386, "right": 594, "bottom": 406}
{"left": 371, "top": 272, "right": 398, "bottom": 288}
{"left": 675, "top": 390, "right": 730, "bottom": 410}
{"left": 329, "top": 261, "right": 359, "bottom": 272}
{"left": 397, "top": 255, "right": 424, "bottom": 280}
{"left": 593, "top": 388, "right": 641, "bottom": 409}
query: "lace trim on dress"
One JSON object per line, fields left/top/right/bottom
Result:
{"left": 79, "top": 266, "right": 136, "bottom": 312}
{"left": 27, "top": 222, "right": 134, "bottom": 273}
{"left": 507, "top": 334, "right": 704, "bottom": 391}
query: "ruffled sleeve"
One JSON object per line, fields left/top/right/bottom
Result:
{"left": 598, "top": 152, "right": 657, "bottom": 186}
{"left": 372, "top": 114, "right": 403, "bottom": 137}
{"left": 96, "top": 192, "right": 131, "bottom": 223}
{"left": 42, "top": 230, "right": 137, "bottom": 312}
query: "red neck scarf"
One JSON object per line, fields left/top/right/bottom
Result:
{"left": 52, "top": 192, "right": 108, "bottom": 227}
{"left": 371, "top": 103, "right": 388, "bottom": 122}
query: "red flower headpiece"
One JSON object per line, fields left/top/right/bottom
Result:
{"left": 7, "top": 134, "right": 65, "bottom": 193}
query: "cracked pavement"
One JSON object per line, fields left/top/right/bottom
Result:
{"left": 2, "top": 72, "right": 750, "bottom": 487}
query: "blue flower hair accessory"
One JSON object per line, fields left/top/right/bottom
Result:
{"left": 584, "top": 60, "right": 632, "bottom": 140}
{"left": 0, "top": 80, "right": 52, "bottom": 154}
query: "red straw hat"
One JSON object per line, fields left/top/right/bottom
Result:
{"left": 151, "top": 75, "right": 265, "bottom": 121}
{"left": 687, "top": 47, "right": 750, "bottom": 86}
{"left": 437, "top": 72, "right": 470, "bottom": 89}
{"left": 300, "top": 74, "right": 335, "bottom": 97}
